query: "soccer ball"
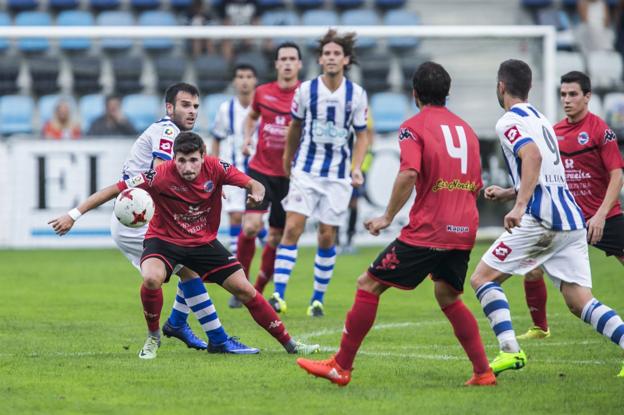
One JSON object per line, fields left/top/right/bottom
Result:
{"left": 114, "top": 188, "right": 155, "bottom": 228}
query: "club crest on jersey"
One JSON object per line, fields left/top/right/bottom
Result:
{"left": 492, "top": 242, "right": 512, "bottom": 261}
{"left": 203, "top": 180, "right": 214, "bottom": 193}
{"left": 503, "top": 126, "right": 521, "bottom": 143}
{"left": 398, "top": 128, "right": 415, "bottom": 141}
{"left": 564, "top": 158, "right": 574, "bottom": 169}
{"left": 604, "top": 129, "right": 617, "bottom": 144}
{"left": 577, "top": 131, "right": 589, "bottom": 145}
{"left": 219, "top": 160, "right": 231, "bottom": 172}
{"left": 163, "top": 127, "right": 175, "bottom": 137}
{"left": 159, "top": 139, "right": 173, "bottom": 152}
{"left": 144, "top": 169, "right": 157, "bottom": 185}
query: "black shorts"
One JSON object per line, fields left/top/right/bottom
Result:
{"left": 141, "top": 238, "right": 242, "bottom": 284}
{"left": 593, "top": 213, "right": 624, "bottom": 257}
{"left": 246, "top": 167, "right": 289, "bottom": 229}
{"left": 367, "top": 239, "right": 471, "bottom": 293}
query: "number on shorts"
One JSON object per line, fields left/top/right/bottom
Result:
{"left": 542, "top": 125, "right": 560, "bottom": 165}
{"left": 441, "top": 125, "right": 468, "bottom": 174}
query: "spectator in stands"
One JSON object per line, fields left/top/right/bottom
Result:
{"left": 216, "top": 0, "right": 260, "bottom": 61}
{"left": 186, "top": 0, "right": 216, "bottom": 57}
{"left": 87, "top": 95, "right": 137, "bottom": 137}
{"left": 42, "top": 99, "right": 81, "bottom": 140}
{"left": 578, "top": 0, "right": 614, "bottom": 54}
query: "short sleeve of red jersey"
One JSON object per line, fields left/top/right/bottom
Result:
{"left": 216, "top": 158, "right": 251, "bottom": 188}
{"left": 597, "top": 122, "right": 624, "bottom": 171}
{"left": 116, "top": 168, "right": 158, "bottom": 192}
{"left": 251, "top": 88, "right": 261, "bottom": 113}
{"left": 398, "top": 126, "right": 423, "bottom": 173}
{"left": 495, "top": 113, "right": 534, "bottom": 157}
{"left": 290, "top": 85, "right": 305, "bottom": 121}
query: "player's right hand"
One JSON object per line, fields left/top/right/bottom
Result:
{"left": 484, "top": 185, "right": 506, "bottom": 201}
{"left": 48, "top": 215, "right": 75, "bottom": 236}
{"left": 241, "top": 140, "right": 252, "bottom": 157}
{"left": 364, "top": 215, "right": 391, "bottom": 236}
{"left": 503, "top": 205, "right": 524, "bottom": 233}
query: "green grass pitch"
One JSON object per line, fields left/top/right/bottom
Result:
{"left": 1, "top": 243, "right": 623, "bottom": 414}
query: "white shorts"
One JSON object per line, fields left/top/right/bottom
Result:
{"left": 482, "top": 215, "right": 592, "bottom": 289}
{"left": 110, "top": 212, "right": 146, "bottom": 271}
{"left": 222, "top": 185, "right": 246, "bottom": 213}
{"left": 281, "top": 170, "right": 352, "bottom": 226}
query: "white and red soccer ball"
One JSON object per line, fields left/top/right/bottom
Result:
{"left": 114, "top": 188, "right": 155, "bottom": 228}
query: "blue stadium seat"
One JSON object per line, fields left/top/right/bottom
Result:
{"left": 341, "top": 10, "right": 378, "bottom": 50}
{"left": 333, "top": 0, "right": 364, "bottom": 10}
{"left": 370, "top": 92, "right": 409, "bottom": 133}
{"left": 375, "top": 0, "right": 405, "bottom": 9}
{"left": 38, "top": 95, "right": 77, "bottom": 124}
{"left": 8, "top": 0, "right": 39, "bottom": 11}
{"left": 261, "top": 10, "right": 299, "bottom": 26}
{"left": 384, "top": 10, "right": 420, "bottom": 51}
{"left": 561, "top": 0, "right": 577, "bottom": 6}
{"left": 58, "top": 11, "right": 95, "bottom": 52}
{"left": 79, "top": 94, "right": 106, "bottom": 131}
{"left": 90, "top": 0, "right": 120, "bottom": 10}
{"left": 171, "top": 0, "right": 193, "bottom": 10}
{"left": 50, "top": 0, "right": 80, "bottom": 10}
{"left": 0, "top": 95, "right": 34, "bottom": 136}
{"left": 293, "top": 0, "right": 324, "bottom": 10}
{"left": 122, "top": 94, "right": 160, "bottom": 132}
{"left": 0, "top": 13, "right": 10, "bottom": 53}
{"left": 604, "top": 93, "right": 624, "bottom": 137}
{"left": 15, "top": 12, "right": 51, "bottom": 53}
{"left": 302, "top": 10, "right": 339, "bottom": 48}
{"left": 522, "top": 0, "right": 553, "bottom": 7}
{"left": 131, "top": 0, "right": 162, "bottom": 10}
{"left": 138, "top": 11, "right": 177, "bottom": 52}
{"left": 258, "top": 0, "right": 286, "bottom": 9}
{"left": 97, "top": 11, "right": 134, "bottom": 52}
{"left": 203, "top": 93, "right": 231, "bottom": 131}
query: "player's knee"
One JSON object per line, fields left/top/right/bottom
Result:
{"left": 356, "top": 272, "right": 375, "bottom": 291}
{"left": 242, "top": 221, "right": 261, "bottom": 237}
{"left": 233, "top": 282, "right": 256, "bottom": 304}
{"left": 283, "top": 223, "right": 303, "bottom": 243}
{"left": 525, "top": 268, "right": 544, "bottom": 281}
{"left": 317, "top": 228, "right": 336, "bottom": 248}
{"left": 142, "top": 273, "right": 163, "bottom": 290}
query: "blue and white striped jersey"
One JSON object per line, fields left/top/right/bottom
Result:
{"left": 290, "top": 76, "right": 368, "bottom": 179}
{"left": 121, "top": 116, "right": 180, "bottom": 179}
{"left": 212, "top": 97, "right": 252, "bottom": 171}
{"left": 496, "top": 103, "right": 585, "bottom": 231}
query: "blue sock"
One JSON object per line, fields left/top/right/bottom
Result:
{"left": 167, "top": 281, "right": 190, "bottom": 327}
{"left": 581, "top": 298, "right": 624, "bottom": 349}
{"left": 229, "top": 224, "right": 241, "bottom": 256}
{"left": 257, "top": 227, "right": 268, "bottom": 246}
{"left": 311, "top": 246, "right": 336, "bottom": 304}
{"left": 273, "top": 244, "right": 298, "bottom": 299}
{"left": 475, "top": 281, "right": 519, "bottom": 352}
{"left": 179, "top": 278, "right": 228, "bottom": 345}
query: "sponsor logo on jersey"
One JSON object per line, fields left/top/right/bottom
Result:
{"left": 577, "top": 131, "right": 589, "bottom": 145}
{"left": 159, "top": 139, "right": 173, "bottom": 152}
{"left": 125, "top": 175, "right": 145, "bottom": 188}
{"left": 163, "top": 127, "right": 175, "bottom": 137}
{"left": 503, "top": 126, "right": 521, "bottom": 143}
{"left": 203, "top": 180, "right": 214, "bottom": 193}
{"left": 264, "top": 95, "right": 277, "bottom": 102}
{"left": 446, "top": 225, "right": 469, "bottom": 233}
{"left": 312, "top": 120, "right": 349, "bottom": 140}
{"left": 275, "top": 115, "right": 286, "bottom": 126}
{"left": 398, "top": 127, "right": 415, "bottom": 141}
{"left": 144, "top": 169, "right": 157, "bottom": 185}
{"left": 219, "top": 160, "right": 231, "bottom": 172}
{"left": 604, "top": 128, "right": 617, "bottom": 144}
{"left": 432, "top": 179, "right": 479, "bottom": 192}
{"left": 492, "top": 242, "right": 512, "bottom": 261}
{"left": 564, "top": 158, "right": 574, "bottom": 169}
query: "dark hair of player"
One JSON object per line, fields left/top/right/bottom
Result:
{"left": 497, "top": 59, "right": 532, "bottom": 100}
{"left": 233, "top": 63, "right": 257, "bottom": 78}
{"left": 274, "top": 41, "right": 302, "bottom": 61}
{"left": 317, "top": 29, "right": 358, "bottom": 70}
{"left": 173, "top": 132, "right": 206, "bottom": 155}
{"left": 165, "top": 82, "right": 200, "bottom": 105}
{"left": 561, "top": 71, "right": 591, "bottom": 95}
{"left": 412, "top": 61, "right": 451, "bottom": 106}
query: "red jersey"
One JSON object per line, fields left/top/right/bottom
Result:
{"left": 397, "top": 106, "right": 482, "bottom": 250}
{"left": 117, "top": 156, "right": 251, "bottom": 246}
{"left": 249, "top": 81, "right": 299, "bottom": 177}
{"left": 555, "top": 112, "right": 624, "bottom": 219}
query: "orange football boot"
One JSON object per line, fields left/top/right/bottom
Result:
{"left": 464, "top": 369, "right": 497, "bottom": 386}
{"left": 297, "top": 356, "right": 352, "bottom": 386}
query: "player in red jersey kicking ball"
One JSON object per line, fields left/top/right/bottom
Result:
{"left": 296, "top": 62, "right": 495, "bottom": 387}
{"left": 49, "top": 132, "right": 320, "bottom": 359}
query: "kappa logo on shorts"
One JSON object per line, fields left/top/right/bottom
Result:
{"left": 376, "top": 247, "right": 400, "bottom": 271}
{"left": 492, "top": 242, "right": 512, "bottom": 261}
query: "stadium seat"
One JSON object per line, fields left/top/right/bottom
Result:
{"left": 170, "top": 0, "right": 193, "bottom": 10}
{"left": 603, "top": 93, "right": 624, "bottom": 137}
{"left": 131, "top": 0, "right": 162, "bottom": 9}
{"left": 69, "top": 56, "right": 101, "bottom": 95}
{"left": 50, "top": 0, "right": 80, "bottom": 10}
{"left": 561, "top": 0, "right": 577, "bottom": 7}
{"left": 340, "top": 10, "right": 378, "bottom": 51}
{"left": 0, "top": 57, "right": 20, "bottom": 95}
{"left": 38, "top": 95, "right": 77, "bottom": 125}
{"left": 58, "top": 11, "right": 95, "bottom": 53}
{"left": 555, "top": 51, "right": 585, "bottom": 80}
{"left": 234, "top": 51, "right": 271, "bottom": 83}
{"left": 588, "top": 95, "right": 604, "bottom": 119}
{"left": 79, "top": 94, "right": 106, "bottom": 131}
{"left": 587, "top": 50, "right": 623, "bottom": 91}
{"left": 333, "top": 0, "right": 364, "bottom": 10}
{"left": 0, "top": 95, "right": 34, "bottom": 136}
{"left": 8, "top": 0, "right": 38, "bottom": 11}
{"left": 536, "top": 9, "right": 574, "bottom": 50}
{"left": 375, "top": 0, "right": 405, "bottom": 10}
{"left": 370, "top": 92, "right": 409, "bottom": 133}
{"left": 122, "top": 94, "right": 160, "bottom": 132}
{"left": 293, "top": 0, "right": 324, "bottom": 10}
{"left": 261, "top": 10, "right": 299, "bottom": 26}
{"left": 154, "top": 56, "right": 186, "bottom": 94}
{"left": 90, "top": 0, "right": 121, "bottom": 10}
{"left": 0, "top": 13, "right": 11, "bottom": 54}
{"left": 384, "top": 10, "right": 420, "bottom": 52}
{"left": 521, "top": 0, "right": 553, "bottom": 8}
{"left": 15, "top": 12, "right": 51, "bottom": 54}
{"left": 203, "top": 93, "right": 231, "bottom": 132}
{"left": 112, "top": 56, "right": 144, "bottom": 94}
{"left": 359, "top": 52, "right": 391, "bottom": 93}
{"left": 258, "top": 0, "right": 286, "bottom": 9}
{"left": 194, "top": 54, "right": 231, "bottom": 94}
{"left": 29, "top": 57, "right": 61, "bottom": 96}
{"left": 399, "top": 55, "right": 429, "bottom": 91}
{"left": 138, "top": 11, "right": 177, "bottom": 52}
{"left": 98, "top": 11, "right": 134, "bottom": 52}
{"left": 302, "top": 9, "right": 340, "bottom": 50}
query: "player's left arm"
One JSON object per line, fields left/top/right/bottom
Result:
{"left": 587, "top": 168, "right": 624, "bottom": 244}
{"left": 505, "top": 142, "right": 542, "bottom": 232}
{"left": 221, "top": 160, "right": 266, "bottom": 206}
{"left": 350, "top": 129, "right": 369, "bottom": 188}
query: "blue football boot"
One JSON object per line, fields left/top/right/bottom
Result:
{"left": 208, "top": 336, "right": 260, "bottom": 354}
{"left": 162, "top": 321, "right": 208, "bottom": 350}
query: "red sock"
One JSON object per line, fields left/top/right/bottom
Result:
{"left": 335, "top": 289, "right": 379, "bottom": 371}
{"left": 524, "top": 277, "right": 548, "bottom": 331}
{"left": 140, "top": 284, "right": 163, "bottom": 333}
{"left": 236, "top": 232, "right": 257, "bottom": 280}
{"left": 254, "top": 244, "right": 276, "bottom": 293}
{"left": 244, "top": 291, "right": 291, "bottom": 345}
{"left": 442, "top": 300, "right": 490, "bottom": 375}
